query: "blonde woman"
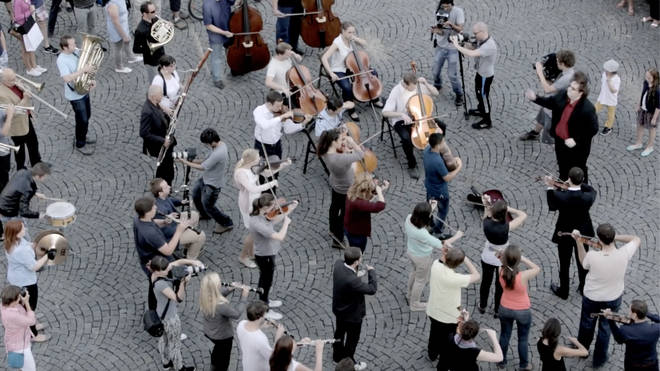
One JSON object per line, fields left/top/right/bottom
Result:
{"left": 343, "top": 172, "right": 388, "bottom": 252}
{"left": 233, "top": 149, "right": 281, "bottom": 268}
{"left": 200, "top": 272, "right": 249, "bottom": 371}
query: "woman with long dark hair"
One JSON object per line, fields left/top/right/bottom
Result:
{"left": 269, "top": 335, "right": 324, "bottom": 371}
{"left": 627, "top": 68, "right": 660, "bottom": 157}
{"left": 496, "top": 245, "right": 540, "bottom": 370}
{"left": 478, "top": 199, "right": 527, "bottom": 317}
{"left": 317, "top": 128, "right": 363, "bottom": 249}
{"left": 537, "top": 318, "right": 588, "bottom": 371}
{"left": 4, "top": 219, "right": 49, "bottom": 342}
{"left": 152, "top": 55, "right": 181, "bottom": 116}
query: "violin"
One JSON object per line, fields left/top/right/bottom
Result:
{"left": 556, "top": 231, "right": 601, "bottom": 249}
{"left": 590, "top": 311, "right": 632, "bottom": 324}
{"left": 341, "top": 122, "right": 377, "bottom": 175}
{"left": 537, "top": 176, "right": 569, "bottom": 190}
{"left": 344, "top": 40, "right": 382, "bottom": 102}
{"left": 407, "top": 62, "right": 442, "bottom": 149}
{"left": 226, "top": 0, "right": 270, "bottom": 75}
{"left": 266, "top": 200, "right": 298, "bottom": 221}
{"left": 300, "top": 0, "right": 341, "bottom": 48}
{"left": 286, "top": 57, "right": 327, "bottom": 115}
{"left": 274, "top": 105, "right": 307, "bottom": 123}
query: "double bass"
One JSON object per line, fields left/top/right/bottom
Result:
{"left": 226, "top": 0, "right": 270, "bottom": 75}
{"left": 286, "top": 57, "right": 326, "bottom": 115}
{"left": 344, "top": 40, "right": 382, "bottom": 103}
{"left": 300, "top": 0, "right": 341, "bottom": 48}
{"left": 407, "top": 62, "right": 442, "bottom": 149}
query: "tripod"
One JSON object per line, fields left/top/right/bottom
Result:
{"left": 179, "top": 162, "right": 193, "bottom": 219}
{"left": 458, "top": 51, "right": 469, "bottom": 120}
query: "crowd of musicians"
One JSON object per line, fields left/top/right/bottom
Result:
{"left": 0, "top": 0, "right": 657, "bottom": 370}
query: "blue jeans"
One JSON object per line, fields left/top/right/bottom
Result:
{"left": 209, "top": 42, "right": 225, "bottom": 83}
{"left": 432, "top": 48, "right": 462, "bottom": 95}
{"left": 345, "top": 230, "right": 367, "bottom": 252}
{"left": 275, "top": 5, "right": 301, "bottom": 49}
{"left": 191, "top": 179, "right": 233, "bottom": 227}
{"left": 70, "top": 95, "right": 91, "bottom": 147}
{"left": 498, "top": 306, "right": 532, "bottom": 369}
{"left": 427, "top": 193, "right": 449, "bottom": 235}
{"left": 578, "top": 295, "right": 622, "bottom": 367}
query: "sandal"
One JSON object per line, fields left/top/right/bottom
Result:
{"left": 642, "top": 16, "right": 653, "bottom": 22}
{"left": 652, "top": 22, "right": 659, "bottom": 28}
{"left": 349, "top": 112, "right": 360, "bottom": 122}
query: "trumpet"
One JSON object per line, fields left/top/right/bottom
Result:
{"left": 15, "top": 74, "right": 44, "bottom": 92}
{"left": 221, "top": 282, "right": 263, "bottom": 294}
{"left": 0, "top": 104, "right": 35, "bottom": 115}
{"left": 296, "top": 338, "right": 340, "bottom": 346}
{"left": 15, "top": 75, "right": 68, "bottom": 119}
{"left": 0, "top": 142, "right": 20, "bottom": 152}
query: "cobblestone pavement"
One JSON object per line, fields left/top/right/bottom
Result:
{"left": 0, "top": 0, "right": 658, "bottom": 370}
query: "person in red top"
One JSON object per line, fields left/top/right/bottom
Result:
{"left": 525, "top": 71, "right": 598, "bottom": 182}
{"left": 343, "top": 172, "right": 388, "bottom": 252}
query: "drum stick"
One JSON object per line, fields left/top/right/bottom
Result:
{"left": 35, "top": 194, "right": 65, "bottom": 202}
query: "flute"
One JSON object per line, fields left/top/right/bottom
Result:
{"left": 221, "top": 282, "right": 263, "bottom": 294}
{"left": 155, "top": 211, "right": 203, "bottom": 235}
{"left": 264, "top": 318, "right": 291, "bottom": 336}
{"left": 296, "top": 339, "right": 340, "bottom": 346}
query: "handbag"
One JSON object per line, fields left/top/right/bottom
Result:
{"left": 14, "top": 14, "right": 35, "bottom": 35}
{"left": 6, "top": 326, "right": 27, "bottom": 369}
{"left": 142, "top": 278, "right": 171, "bottom": 337}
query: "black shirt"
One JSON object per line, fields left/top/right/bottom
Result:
{"left": 443, "top": 335, "right": 481, "bottom": 371}
{"left": 483, "top": 217, "right": 509, "bottom": 245}
{"left": 133, "top": 217, "right": 171, "bottom": 277}
{"left": 537, "top": 338, "right": 566, "bottom": 371}
{"left": 133, "top": 19, "right": 166, "bottom": 66}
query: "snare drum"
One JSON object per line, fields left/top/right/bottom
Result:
{"left": 33, "top": 230, "right": 68, "bottom": 266}
{"left": 45, "top": 202, "right": 76, "bottom": 227}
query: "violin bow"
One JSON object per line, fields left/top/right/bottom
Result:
{"left": 258, "top": 141, "right": 285, "bottom": 215}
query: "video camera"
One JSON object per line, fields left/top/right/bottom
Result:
{"left": 454, "top": 32, "right": 477, "bottom": 47}
{"left": 533, "top": 53, "right": 561, "bottom": 82}
{"left": 436, "top": 11, "right": 450, "bottom": 28}
{"left": 170, "top": 264, "right": 207, "bottom": 280}
{"left": 172, "top": 147, "right": 197, "bottom": 161}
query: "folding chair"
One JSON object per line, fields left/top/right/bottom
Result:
{"left": 380, "top": 116, "right": 399, "bottom": 158}
{"left": 302, "top": 120, "right": 329, "bottom": 175}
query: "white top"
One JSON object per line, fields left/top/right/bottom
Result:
{"left": 236, "top": 320, "right": 272, "bottom": 371}
{"left": 426, "top": 260, "right": 471, "bottom": 323}
{"left": 383, "top": 82, "right": 432, "bottom": 126}
{"left": 152, "top": 71, "right": 181, "bottom": 110}
{"left": 288, "top": 360, "right": 300, "bottom": 371}
{"left": 253, "top": 104, "right": 304, "bottom": 145}
{"left": 596, "top": 72, "right": 621, "bottom": 106}
{"left": 582, "top": 241, "right": 638, "bottom": 302}
{"left": 266, "top": 58, "right": 292, "bottom": 92}
{"left": 314, "top": 108, "right": 345, "bottom": 137}
{"left": 328, "top": 35, "right": 353, "bottom": 73}
{"left": 641, "top": 91, "right": 648, "bottom": 111}
{"left": 233, "top": 167, "right": 274, "bottom": 229}
{"left": 480, "top": 241, "right": 507, "bottom": 267}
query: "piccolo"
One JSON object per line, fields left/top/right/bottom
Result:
{"left": 221, "top": 282, "right": 263, "bottom": 294}
{"left": 296, "top": 339, "right": 340, "bottom": 346}
{"left": 155, "top": 212, "right": 203, "bottom": 235}
{"left": 264, "top": 318, "right": 291, "bottom": 336}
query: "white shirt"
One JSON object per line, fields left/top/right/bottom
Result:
{"left": 328, "top": 35, "right": 353, "bottom": 73}
{"left": 234, "top": 167, "right": 274, "bottom": 229}
{"left": 253, "top": 104, "right": 303, "bottom": 145}
{"left": 314, "top": 108, "right": 345, "bottom": 137}
{"left": 582, "top": 241, "right": 638, "bottom": 302}
{"left": 383, "top": 82, "right": 431, "bottom": 126}
{"left": 236, "top": 320, "right": 271, "bottom": 371}
{"left": 266, "top": 58, "right": 292, "bottom": 92}
{"left": 152, "top": 71, "right": 181, "bottom": 110}
{"left": 596, "top": 72, "right": 621, "bottom": 106}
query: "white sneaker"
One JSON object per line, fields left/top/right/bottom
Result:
{"left": 180, "top": 333, "right": 187, "bottom": 341}
{"left": 115, "top": 67, "right": 132, "bottom": 73}
{"left": 128, "top": 56, "right": 143, "bottom": 63}
{"left": 35, "top": 65, "right": 47, "bottom": 73}
{"left": 268, "top": 300, "right": 282, "bottom": 308}
{"left": 26, "top": 69, "right": 42, "bottom": 77}
{"left": 265, "top": 310, "right": 283, "bottom": 321}
{"left": 354, "top": 361, "right": 367, "bottom": 370}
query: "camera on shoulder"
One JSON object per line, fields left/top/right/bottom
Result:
{"left": 436, "top": 12, "right": 450, "bottom": 28}
{"left": 172, "top": 147, "right": 197, "bottom": 161}
{"left": 533, "top": 53, "right": 561, "bottom": 81}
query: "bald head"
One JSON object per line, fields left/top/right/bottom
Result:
{"left": 472, "top": 22, "right": 489, "bottom": 42}
{"left": 147, "top": 85, "right": 163, "bottom": 104}
{"left": 1, "top": 68, "right": 16, "bottom": 87}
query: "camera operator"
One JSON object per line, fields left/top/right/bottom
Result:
{"left": 450, "top": 22, "right": 497, "bottom": 130}
{"left": 519, "top": 50, "right": 576, "bottom": 143}
{"left": 175, "top": 128, "right": 234, "bottom": 235}
{"left": 150, "top": 255, "right": 202, "bottom": 371}
{"left": 431, "top": 0, "right": 465, "bottom": 106}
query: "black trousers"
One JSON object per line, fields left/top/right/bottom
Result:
{"left": 650, "top": 0, "right": 659, "bottom": 20}
{"left": 554, "top": 143, "right": 589, "bottom": 183}
{"left": 479, "top": 260, "right": 503, "bottom": 313}
{"left": 557, "top": 237, "right": 588, "bottom": 296}
{"left": 12, "top": 119, "right": 42, "bottom": 170}
{"left": 47, "top": 0, "right": 62, "bottom": 37}
{"left": 0, "top": 154, "right": 10, "bottom": 192}
{"left": 474, "top": 73, "right": 494, "bottom": 125}
{"left": 255, "top": 255, "right": 275, "bottom": 303}
{"left": 25, "top": 283, "right": 38, "bottom": 336}
{"left": 333, "top": 318, "right": 362, "bottom": 363}
{"left": 428, "top": 317, "right": 456, "bottom": 365}
{"left": 329, "top": 190, "right": 346, "bottom": 246}
{"left": 207, "top": 336, "right": 233, "bottom": 371}
{"left": 155, "top": 145, "right": 175, "bottom": 186}
{"left": 147, "top": 278, "right": 157, "bottom": 310}
{"left": 393, "top": 120, "right": 417, "bottom": 168}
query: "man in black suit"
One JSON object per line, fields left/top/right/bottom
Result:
{"left": 332, "top": 247, "right": 377, "bottom": 371}
{"left": 526, "top": 71, "right": 598, "bottom": 182}
{"left": 133, "top": 1, "right": 166, "bottom": 83}
{"left": 545, "top": 167, "right": 596, "bottom": 299}
{"left": 140, "top": 84, "right": 175, "bottom": 185}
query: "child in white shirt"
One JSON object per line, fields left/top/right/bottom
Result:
{"left": 596, "top": 59, "right": 621, "bottom": 135}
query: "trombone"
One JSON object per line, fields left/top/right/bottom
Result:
{"left": 15, "top": 74, "right": 68, "bottom": 119}
{"left": 0, "top": 104, "right": 35, "bottom": 115}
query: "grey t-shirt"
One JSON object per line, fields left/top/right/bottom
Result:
{"left": 434, "top": 6, "right": 465, "bottom": 50}
{"left": 552, "top": 68, "right": 575, "bottom": 91}
{"left": 153, "top": 278, "right": 177, "bottom": 321}
{"left": 475, "top": 37, "right": 497, "bottom": 78}
{"left": 324, "top": 150, "right": 364, "bottom": 194}
{"left": 202, "top": 142, "right": 228, "bottom": 188}
{"left": 249, "top": 215, "right": 281, "bottom": 256}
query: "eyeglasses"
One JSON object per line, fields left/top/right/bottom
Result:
{"left": 148, "top": 9, "right": 156, "bottom": 13}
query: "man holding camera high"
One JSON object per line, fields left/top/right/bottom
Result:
{"left": 431, "top": 0, "right": 464, "bottom": 106}
{"left": 451, "top": 22, "right": 497, "bottom": 130}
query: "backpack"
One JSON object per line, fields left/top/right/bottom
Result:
{"left": 142, "top": 278, "right": 171, "bottom": 337}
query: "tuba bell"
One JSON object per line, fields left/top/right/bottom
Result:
{"left": 73, "top": 33, "right": 106, "bottom": 95}
{"left": 148, "top": 17, "right": 175, "bottom": 52}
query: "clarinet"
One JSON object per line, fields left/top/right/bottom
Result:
{"left": 221, "top": 282, "right": 263, "bottom": 294}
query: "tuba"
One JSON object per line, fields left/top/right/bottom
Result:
{"left": 73, "top": 33, "right": 106, "bottom": 95}
{"left": 148, "top": 18, "right": 175, "bottom": 52}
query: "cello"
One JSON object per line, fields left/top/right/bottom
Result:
{"left": 286, "top": 57, "right": 327, "bottom": 115}
{"left": 342, "top": 122, "right": 377, "bottom": 175}
{"left": 226, "top": 0, "right": 270, "bottom": 75}
{"left": 407, "top": 61, "right": 442, "bottom": 150}
{"left": 300, "top": 0, "right": 341, "bottom": 48}
{"left": 344, "top": 40, "right": 382, "bottom": 103}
